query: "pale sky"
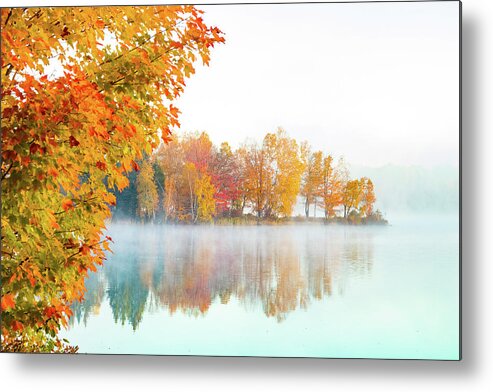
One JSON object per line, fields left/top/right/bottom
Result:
{"left": 174, "top": 1, "right": 460, "bottom": 168}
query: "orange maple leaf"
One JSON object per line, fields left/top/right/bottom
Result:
{"left": 95, "top": 20, "right": 105, "bottom": 29}
{"left": 11, "top": 320, "right": 24, "bottom": 332}
{"left": 47, "top": 167, "right": 59, "bottom": 177}
{"left": 169, "top": 104, "right": 180, "bottom": 118}
{"left": 44, "top": 306, "right": 57, "bottom": 318}
{"left": 61, "top": 198, "right": 74, "bottom": 211}
{"left": 1, "top": 293, "right": 16, "bottom": 311}
{"left": 80, "top": 244, "right": 90, "bottom": 255}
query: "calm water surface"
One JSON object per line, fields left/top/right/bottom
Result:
{"left": 61, "top": 216, "right": 459, "bottom": 359}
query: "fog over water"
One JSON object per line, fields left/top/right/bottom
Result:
{"left": 62, "top": 214, "right": 459, "bottom": 359}
{"left": 350, "top": 164, "right": 459, "bottom": 216}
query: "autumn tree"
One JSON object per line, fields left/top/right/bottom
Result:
{"left": 240, "top": 128, "right": 303, "bottom": 220}
{"left": 155, "top": 133, "right": 232, "bottom": 223}
{"left": 210, "top": 142, "right": 243, "bottom": 216}
{"left": 183, "top": 162, "right": 199, "bottom": 222}
{"left": 233, "top": 148, "right": 248, "bottom": 215}
{"left": 342, "top": 179, "right": 362, "bottom": 218}
{"left": 239, "top": 142, "right": 270, "bottom": 221}
{"left": 358, "top": 177, "right": 376, "bottom": 217}
{"left": 195, "top": 173, "right": 216, "bottom": 222}
{"left": 319, "top": 155, "right": 344, "bottom": 219}
{"left": 264, "top": 128, "right": 304, "bottom": 218}
{"left": 155, "top": 136, "right": 186, "bottom": 222}
{"left": 136, "top": 160, "right": 159, "bottom": 221}
{"left": 163, "top": 177, "right": 177, "bottom": 223}
{"left": 151, "top": 160, "right": 165, "bottom": 214}
{"left": 301, "top": 146, "right": 323, "bottom": 218}
{"left": 1, "top": 6, "right": 224, "bottom": 351}
{"left": 182, "top": 131, "right": 213, "bottom": 172}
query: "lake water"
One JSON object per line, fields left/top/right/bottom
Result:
{"left": 61, "top": 216, "right": 460, "bottom": 359}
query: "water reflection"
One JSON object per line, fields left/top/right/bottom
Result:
{"left": 71, "top": 225, "right": 374, "bottom": 329}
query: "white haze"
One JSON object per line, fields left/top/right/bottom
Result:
{"left": 175, "top": 2, "right": 460, "bottom": 169}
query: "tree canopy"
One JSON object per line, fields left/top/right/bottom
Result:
{"left": 1, "top": 6, "right": 224, "bottom": 352}
{"left": 113, "top": 129, "right": 380, "bottom": 225}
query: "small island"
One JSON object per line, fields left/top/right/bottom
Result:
{"left": 112, "top": 128, "right": 387, "bottom": 226}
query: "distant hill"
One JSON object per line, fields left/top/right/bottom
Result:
{"left": 350, "top": 164, "right": 459, "bottom": 215}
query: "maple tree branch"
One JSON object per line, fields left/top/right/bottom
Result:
{"left": 98, "top": 48, "right": 175, "bottom": 93}
{"left": 66, "top": 249, "right": 82, "bottom": 260}
{"left": 4, "top": 64, "right": 14, "bottom": 78}
{"left": 26, "top": 9, "right": 42, "bottom": 23}
{"left": 54, "top": 229, "right": 80, "bottom": 234}
{"left": 98, "top": 16, "right": 191, "bottom": 67}
{"left": 1, "top": 163, "right": 14, "bottom": 180}
{"left": 3, "top": 9, "right": 13, "bottom": 28}
{"left": 1, "top": 250, "right": 15, "bottom": 258}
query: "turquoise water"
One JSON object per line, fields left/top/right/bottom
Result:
{"left": 61, "top": 216, "right": 460, "bottom": 359}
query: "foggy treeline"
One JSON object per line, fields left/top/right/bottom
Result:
{"left": 112, "top": 128, "right": 384, "bottom": 225}
{"left": 351, "top": 164, "right": 459, "bottom": 215}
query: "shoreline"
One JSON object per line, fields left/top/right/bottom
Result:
{"left": 110, "top": 216, "right": 389, "bottom": 226}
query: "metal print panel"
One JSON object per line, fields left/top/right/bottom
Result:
{"left": 0, "top": 1, "right": 460, "bottom": 359}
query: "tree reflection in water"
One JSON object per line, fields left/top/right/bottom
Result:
{"left": 70, "top": 224, "right": 374, "bottom": 329}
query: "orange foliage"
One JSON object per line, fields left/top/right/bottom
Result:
{"left": 1, "top": 5, "right": 224, "bottom": 352}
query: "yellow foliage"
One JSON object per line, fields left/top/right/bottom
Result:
{"left": 195, "top": 174, "right": 216, "bottom": 222}
{"left": 136, "top": 161, "right": 159, "bottom": 220}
